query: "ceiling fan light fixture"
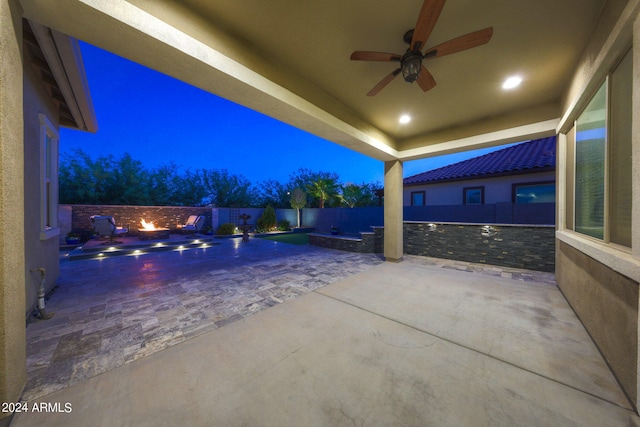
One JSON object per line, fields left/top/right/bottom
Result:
{"left": 401, "top": 53, "right": 422, "bottom": 83}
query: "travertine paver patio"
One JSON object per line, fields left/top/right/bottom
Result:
{"left": 25, "top": 237, "right": 384, "bottom": 400}
{"left": 24, "top": 236, "right": 558, "bottom": 403}
{"left": 17, "top": 244, "right": 638, "bottom": 427}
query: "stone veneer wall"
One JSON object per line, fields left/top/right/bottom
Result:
{"left": 401, "top": 222, "right": 555, "bottom": 272}
{"left": 69, "top": 205, "right": 212, "bottom": 239}
{"left": 309, "top": 222, "right": 554, "bottom": 272}
{"left": 308, "top": 232, "right": 375, "bottom": 253}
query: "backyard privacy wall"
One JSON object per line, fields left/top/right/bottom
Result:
{"left": 63, "top": 205, "right": 214, "bottom": 241}
{"left": 60, "top": 206, "right": 555, "bottom": 271}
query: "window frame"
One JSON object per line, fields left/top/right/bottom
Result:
{"left": 410, "top": 191, "right": 425, "bottom": 206}
{"left": 39, "top": 114, "right": 60, "bottom": 240}
{"left": 463, "top": 186, "right": 484, "bottom": 205}
{"left": 512, "top": 181, "right": 556, "bottom": 204}
{"left": 563, "top": 46, "right": 632, "bottom": 249}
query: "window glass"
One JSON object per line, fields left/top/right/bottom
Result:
{"left": 464, "top": 187, "right": 483, "bottom": 205}
{"left": 515, "top": 183, "right": 555, "bottom": 204}
{"left": 39, "top": 114, "right": 59, "bottom": 239}
{"left": 411, "top": 191, "right": 425, "bottom": 206}
{"left": 575, "top": 82, "right": 606, "bottom": 240}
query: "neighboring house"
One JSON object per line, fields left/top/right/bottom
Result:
{"left": 22, "top": 21, "right": 97, "bottom": 314}
{"left": 403, "top": 137, "right": 556, "bottom": 224}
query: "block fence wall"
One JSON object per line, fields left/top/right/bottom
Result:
{"left": 63, "top": 205, "right": 213, "bottom": 242}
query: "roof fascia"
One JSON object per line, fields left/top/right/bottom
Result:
{"left": 28, "top": 20, "right": 97, "bottom": 132}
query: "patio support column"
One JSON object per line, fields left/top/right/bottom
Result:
{"left": 383, "top": 160, "right": 403, "bottom": 262}
{"left": 0, "top": 1, "right": 27, "bottom": 425}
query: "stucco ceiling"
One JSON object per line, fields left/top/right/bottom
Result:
{"left": 163, "top": 0, "right": 605, "bottom": 146}
{"left": 20, "top": 0, "right": 607, "bottom": 160}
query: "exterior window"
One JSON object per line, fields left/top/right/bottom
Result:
{"left": 575, "top": 82, "right": 606, "bottom": 239}
{"left": 39, "top": 114, "right": 59, "bottom": 240}
{"left": 514, "top": 182, "right": 555, "bottom": 204}
{"left": 411, "top": 191, "right": 425, "bottom": 206}
{"left": 565, "top": 47, "right": 632, "bottom": 247}
{"left": 463, "top": 187, "right": 484, "bottom": 205}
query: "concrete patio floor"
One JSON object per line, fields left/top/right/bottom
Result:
{"left": 13, "top": 238, "right": 639, "bottom": 426}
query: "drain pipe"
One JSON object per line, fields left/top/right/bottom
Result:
{"left": 30, "top": 268, "right": 53, "bottom": 319}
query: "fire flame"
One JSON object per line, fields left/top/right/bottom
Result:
{"left": 140, "top": 219, "right": 157, "bottom": 230}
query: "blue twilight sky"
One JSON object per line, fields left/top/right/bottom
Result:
{"left": 60, "top": 42, "right": 515, "bottom": 186}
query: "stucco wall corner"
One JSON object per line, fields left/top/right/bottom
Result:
{"left": 0, "top": 0, "right": 27, "bottom": 418}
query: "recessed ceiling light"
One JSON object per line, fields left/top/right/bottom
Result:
{"left": 503, "top": 76, "right": 522, "bottom": 90}
{"left": 399, "top": 114, "right": 411, "bottom": 124}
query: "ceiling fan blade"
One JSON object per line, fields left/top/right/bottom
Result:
{"left": 367, "top": 68, "right": 401, "bottom": 96}
{"left": 424, "top": 27, "right": 493, "bottom": 59}
{"left": 351, "top": 51, "right": 401, "bottom": 62}
{"left": 411, "top": 0, "right": 446, "bottom": 52}
{"left": 417, "top": 65, "right": 436, "bottom": 92}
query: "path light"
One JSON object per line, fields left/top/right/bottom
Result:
{"left": 481, "top": 225, "right": 497, "bottom": 237}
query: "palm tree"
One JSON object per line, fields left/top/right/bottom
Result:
{"left": 306, "top": 177, "right": 339, "bottom": 208}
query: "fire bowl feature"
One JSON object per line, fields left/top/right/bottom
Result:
{"left": 138, "top": 219, "right": 170, "bottom": 241}
{"left": 138, "top": 228, "right": 170, "bottom": 241}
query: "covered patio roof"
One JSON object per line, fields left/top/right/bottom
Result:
{"left": 18, "top": 0, "right": 609, "bottom": 161}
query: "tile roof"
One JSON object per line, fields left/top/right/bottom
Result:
{"left": 404, "top": 136, "right": 556, "bottom": 185}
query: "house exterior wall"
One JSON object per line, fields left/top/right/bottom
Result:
{"left": 555, "top": 0, "right": 640, "bottom": 408}
{"left": 22, "top": 34, "right": 60, "bottom": 316}
{"left": 0, "top": 1, "right": 27, "bottom": 422}
{"left": 403, "top": 171, "right": 556, "bottom": 206}
{"left": 556, "top": 241, "right": 638, "bottom": 404}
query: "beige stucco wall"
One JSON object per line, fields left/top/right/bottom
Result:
{"left": 22, "top": 37, "right": 61, "bottom": 315}
{"left": 555, "top": 0, "right": 640, "bottom": 411}
{"left": 0, "top": 0, "right": 27, "bottom": 423}
{"left": 556, "top": 241, "right": 638, "bottom": 404}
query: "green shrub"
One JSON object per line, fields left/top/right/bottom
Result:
{"left": 277, "top": 219, "right": 290, "bottom": 231}
{"left": 256, "top": 205, "right": 277, "bottom": 232}
{"left": 216, "top": 223, "right": 236, "bottom": 235}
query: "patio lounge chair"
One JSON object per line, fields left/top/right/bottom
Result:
{"left": 180, "top": 215, "right": 205, "bottom": 234}
{"left": 90, "top": 215, "right": 128, "bottom": 243}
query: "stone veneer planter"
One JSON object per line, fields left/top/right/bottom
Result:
{"left": 308, "top": 232, "right": 375, "bottom": 254}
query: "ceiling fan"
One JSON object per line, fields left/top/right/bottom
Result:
{"left": 350, "top": 0, "right": 493, "bottom": 96}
